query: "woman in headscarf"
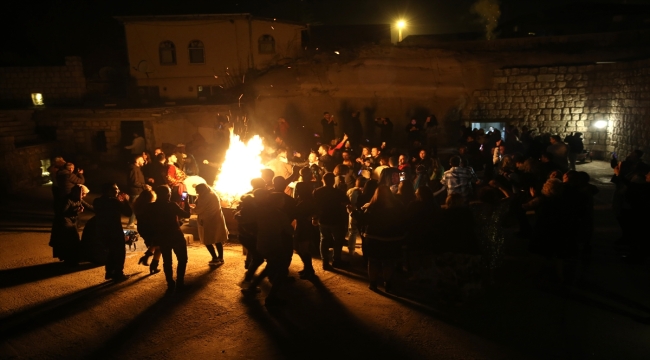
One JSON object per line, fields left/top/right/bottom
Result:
{"left": 191, "top": 184, "right": 228, "bottom": 265}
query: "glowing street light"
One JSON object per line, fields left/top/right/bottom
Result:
{"left": 594, "top": 120, "right": 608, "bottom": 129}
{"left": 397, "top": 20, "right": 406, "bottom": 42}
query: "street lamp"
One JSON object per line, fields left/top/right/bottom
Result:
{"left": 397, "top": 20, "right": 406, "bottom": 42}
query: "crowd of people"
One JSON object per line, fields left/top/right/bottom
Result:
{"left": 47, "top": 140, "right": 228, "bottom": 291}
{"left": 46, "top": 112, "right": 650, "bottom": 304}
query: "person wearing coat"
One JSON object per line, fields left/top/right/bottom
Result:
{"left": 93, "top": 183, "right": 132, "bottom": 281}
{"left": 191, "top": 184, "right": 228, "bottom": 265}
{"left": 57, "top": 162, "right": 85, "bottom": 199}
{"left": 49, "top": 185, "right": 92, "bottom": 264}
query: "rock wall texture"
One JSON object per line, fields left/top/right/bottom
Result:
{"left": 31, "top": 105, "right": 234, "bottom": 163}
{"left": 0, "top": 143, "right": 54, "bottom": 193}
{"left": 248, "top": 30, "right": 650, "bottom": 149}
{"left": 0, "top": 57, "right": 86, "bottom": 106}
{"left": 467, "top": 59, "right": 650, "bottom": 160}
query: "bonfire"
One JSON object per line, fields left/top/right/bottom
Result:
{"left": 213, "top": 129, "right": 265, "bottom": 208}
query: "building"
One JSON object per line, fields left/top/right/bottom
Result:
{"left": 116, "top": 14, "right": 306, "bottom": 102}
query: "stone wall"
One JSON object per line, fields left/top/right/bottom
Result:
{"left": 0, "top": 57, "right": 86, "bottom": 106}
{"left": 0, "top": 143, "right": 54, "bottom": 193}
{"left": 467, "top": 59, "right": 650, "bottom": 160}
{"left": 249, "top": 35, "right": 650, "bottom": 149}
{"left": 32, "top": 104, "right": 235, "bottom": 163}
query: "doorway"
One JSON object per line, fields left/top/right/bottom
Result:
{"left": 471, "top": 122, "right": 505, "bottom": 140}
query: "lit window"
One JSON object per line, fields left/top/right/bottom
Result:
{"left": 159, "top": 41, "right": 176, "bottom": 65}
{"left": 258, "top": 35, "right": 275, "bottom": 54}
{"left": 188, "top": 40, "right": 205, "bottom": 64}
{"left": 31, "top": 93, "right": 44, "bottom": 106}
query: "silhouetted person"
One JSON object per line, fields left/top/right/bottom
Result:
{"left": 94, "top": 183, "right": 132, "bottom": 281}
{"left": 313, "top": 172, "right": 351, "bottom": 269}
{"left": 139, "top": 186, "right": 190, "bottom": 294}
{"left": 49, "top": 185, "right": 92, "bottom": 265}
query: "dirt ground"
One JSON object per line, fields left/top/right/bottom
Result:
{"left": 1, "top": 161, "right": 649, "bottom": 360}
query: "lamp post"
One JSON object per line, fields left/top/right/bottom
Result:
{"left": 397, "top": 20, "right": 406, "bottom": 42}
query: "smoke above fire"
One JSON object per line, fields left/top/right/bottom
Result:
{"left": 471, "top": 0, "right": 501, "bottom": 40}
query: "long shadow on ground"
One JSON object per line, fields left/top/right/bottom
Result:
{"left": 240, "top": 274, "right": 422, "bottom": 359}
{"left": 0, "top": 261, "right": 102, "bottom": 288}
{"left": 0, "top": 273, "right": 147, "bottom": 339}
{"left": 84, "top": 267, "right": 219, "bottom": 359}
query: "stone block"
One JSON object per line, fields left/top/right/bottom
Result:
{"left": 557, "top": 82, "right": 567, "bottom": 88}
{"left": 537, "top": 74, "right": 556, "bottom": 82}
{"left": 494, "top": 77, "right": 508, "bottom": 84}
{"left": 517, "top": 75, "right": 536, "bottom": 83}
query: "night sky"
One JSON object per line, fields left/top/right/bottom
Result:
{"left": 0, "top": 0, "right": 643, "bottom": 67}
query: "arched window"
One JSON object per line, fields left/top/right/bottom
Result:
{"left": 159, "top": 41, "right": 176, "bottom": 65}
{"left": 188, "top": 40, "right": 205, "bottom": 64}
{"left": 258, "top": 35, "right": 275, "bottom": 54}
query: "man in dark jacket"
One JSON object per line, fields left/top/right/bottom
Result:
{"left": 57, "top": 162, "right": 85, "bottom": 198}
{"left": 149, "top": 153, "right": 168, "bottom": 187}
{"left": 94, "top": 183, "right": 132, "bottom": 281}
{"left": 126, "top": 155, "right": 147, "bottom": 228}
{"left": 139, "top": 185, "right": 190, "bottom": 294}
{"left": 313, "top": 173, "right": 351, "bottom": 269}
